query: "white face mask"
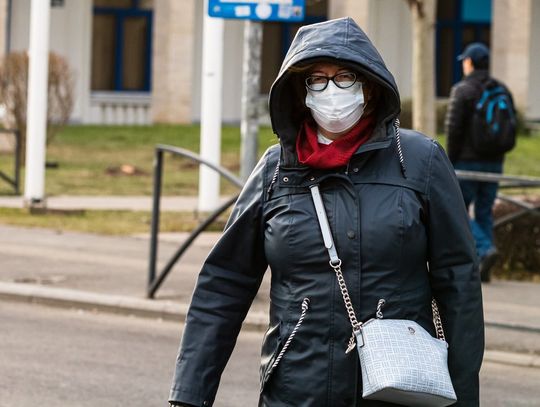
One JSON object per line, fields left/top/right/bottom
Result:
{"left": 305, "top": 81, "right": 365, "bottom": 134}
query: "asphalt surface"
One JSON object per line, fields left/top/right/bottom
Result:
{"left": 2, "top": 301, "right": 539, "bottom": 407}
{"left": 0, "top": 301, "right": 261, "bottom": 406}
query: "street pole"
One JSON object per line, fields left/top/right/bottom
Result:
{"left": 240, "top": 20, "right": 262, "bottom": 181}
{"left": 198, "top": 6, "right": 224, "bottom": 212}
{"left": 24, "top": 0, "right": 50, "bottom": 206}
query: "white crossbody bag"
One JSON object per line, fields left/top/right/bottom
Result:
{"left": 309, "top": 184, "right": 457, "bottom": 407}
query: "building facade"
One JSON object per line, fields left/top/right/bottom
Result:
{"left": 0, "top": 0, "right": 539, "bottom": 125}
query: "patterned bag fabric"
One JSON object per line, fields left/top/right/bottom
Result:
{"left": 356, "top": 300, "right": 457, "bottom": 406}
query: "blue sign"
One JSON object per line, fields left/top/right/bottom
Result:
{"left": 208, "top": 0, "right": 305, "bottom": 22}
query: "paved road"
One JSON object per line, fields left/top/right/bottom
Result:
{"left": 0, "top": 302, "right": 261, "bottom": 407}
{"left": 1, "top": 302, "right": 539, "bottom": 407}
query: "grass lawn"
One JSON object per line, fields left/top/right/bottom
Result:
{"left": 0, "top": 207, "right": 227, "bottom": 235}
{"left": 0, "top": 124, "right": 279, "bottom": 197}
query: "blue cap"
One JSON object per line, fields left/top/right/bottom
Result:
{"left": 457, "top": 42, "right": 490, "bottom": 63}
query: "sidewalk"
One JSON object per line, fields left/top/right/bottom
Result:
{"left": 1, "top": 196, "right": 540, "bottom": 369}
{"left": 0, "top": 195, "right": 231, "bottom": 212}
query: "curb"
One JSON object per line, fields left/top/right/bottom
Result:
{"left": 485, "top": 321, "right": 540, "bottom": 334}
{"left": 0, "top": 282, "right": 269, "bottom": 332}
{"left": 1, "top": 281, "right": 539, "bottom": 369}
{"left": 484, "top": 350, "right": 540, "bottom": 369}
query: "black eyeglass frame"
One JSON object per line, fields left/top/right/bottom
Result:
{"left": 305, "top": 72, "right": 358, "bottom": 91}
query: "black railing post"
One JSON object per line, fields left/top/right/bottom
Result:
{"left": 147, "top": 148, "right": 163, "bottom": 298}
{"left": 14, "top": 130, "right": 21, "bottom": 194}
{"left": 146, "top": 144, "right": 243, "bottom": 299}
{"left": 147, "top": 194, "right": 238, "bottom": 298}
{"left": 0, "top": 130, "right": 20, "bottom": 193}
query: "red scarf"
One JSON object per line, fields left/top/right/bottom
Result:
{"left": 296, "top": 115, "right": 375, "bottom": 169}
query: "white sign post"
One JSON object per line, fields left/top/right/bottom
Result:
{"left": 24, "top": 0, "right": 51, "bottom": 207}
{"left": 198, "top": 4, "right": 225, "bottom": 212}
{"left": 200, "top": 0, "right": 305, "bottom": 210}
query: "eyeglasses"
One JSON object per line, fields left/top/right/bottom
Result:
{"left": 305, "top": 72, "right": 358, "bottom": 91}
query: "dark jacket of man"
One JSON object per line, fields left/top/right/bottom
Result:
{"left": 445, "top": 69, "right": 511, "bottom": 163}
{"left": 169, "top": 17, "right": 484, "bottom": 407}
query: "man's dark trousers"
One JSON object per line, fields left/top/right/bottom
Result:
{"left": 454, "top": 160, "right": 503, "bottom": 258}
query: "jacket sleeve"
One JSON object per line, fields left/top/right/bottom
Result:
{"left": 445, "top": 83, "right": 469, "bottom": 163}
{"left": 169, "top": 150, "right": 272, "bottom": 406}
{"left": 426, "top": 142, "right": 484, "bottom": 406}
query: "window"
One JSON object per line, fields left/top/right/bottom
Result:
{"left": 91, "top": 0, "right": 153, "bottom": 92}
{"left": 436, "top": 0, "right": 491, "bottom": 96}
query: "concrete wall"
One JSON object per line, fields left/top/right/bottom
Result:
{"left": 491, "top": 0, "right": 532, "bottom": 118}
{"left": 528, "top": 0, "right": 540, "bottom": 119}
{"left": 151, "top": 0, "right": 195, "bottom": 123}
{"left": 8, "top": 0, "right": 92, "bottom": 122}
{"left": 369, "top": 0, "right": 412, "bottom": 100}
{"left": 0, "top": 0, "right": 7, "bottom": 59}
{"left": 50, "top": 1, "right": 92, "bottom": 123}
{"left": 328, "top": 0, "right": 370, "bottom": 28}
{"left": 6, "top": 0, "right": 29, "bottom": 51}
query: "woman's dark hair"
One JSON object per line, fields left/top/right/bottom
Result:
{"left": 284, "top": 67, "right": 313, "bottom": 128}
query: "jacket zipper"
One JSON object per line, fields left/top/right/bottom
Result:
{"left": 266, "top": 297, "right": 310, "bottom": 376}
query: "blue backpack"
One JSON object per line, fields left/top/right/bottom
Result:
{"left": 471, "top": 80, "right": 516, "bottom": 156}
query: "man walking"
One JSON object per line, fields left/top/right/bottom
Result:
{"left": 445, "top": 42, "right": 516, "bottom": 282}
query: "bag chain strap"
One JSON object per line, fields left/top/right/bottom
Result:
{"left": 310, "top": 184, "right": 447, "bottom": 351}
{"left": 431, "top": 299, "right": 446, "bottom": 342}
{"left": 330, "top": 260, "right": 363, "bottom": 353}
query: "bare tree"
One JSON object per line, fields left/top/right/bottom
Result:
{"left": 0, "top": 51, "right": 74, "bottom": 163}
{"left": 47, "top": 53, "right": 75, "bottom": 145}
{"left": 405, "top": 0, "right": 437, "bottom": 137}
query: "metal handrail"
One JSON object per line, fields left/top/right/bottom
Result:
{"left": 0, "top": 129, "right": 21, "bottom": 194}
{"left": 454, "top": 170, "right": 540, "bottom": 229}
{"left": 455, "top": 170, "right": 540, "bottom": 189}
{"left": 147, "top": 144, "right": 243, "bottom": 299}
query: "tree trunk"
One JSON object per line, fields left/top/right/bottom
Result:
{"left": 408, "top": 0, "right": 437, "bottom": 137}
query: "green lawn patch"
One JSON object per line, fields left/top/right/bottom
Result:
{"left": 0, "top": 207, "right": 227, "bottom": 236}
{"left": 0, "top": 124, "right": 278, "bottom": 196}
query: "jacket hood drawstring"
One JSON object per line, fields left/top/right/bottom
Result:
{"left": 394, "top": 118, "right": 407, "bottom": 178}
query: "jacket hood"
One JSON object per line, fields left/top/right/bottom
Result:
{"left": 268, "top": 17, "right": 401, "bottom": 166}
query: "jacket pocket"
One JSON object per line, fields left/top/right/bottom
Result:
{"left": 259, "top": 297, "right": 310, "bottom": 392}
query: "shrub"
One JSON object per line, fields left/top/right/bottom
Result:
{"left": 0, "top": 51, "right": 74, "bottom": 162}
{"left": 493, "top": 199, "right": 540, "bottom": 281}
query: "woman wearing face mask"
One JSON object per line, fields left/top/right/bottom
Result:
{"left": 169, "top": 17, "right": 483, "bottom": 407}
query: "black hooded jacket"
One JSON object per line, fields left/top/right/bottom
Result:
{"left": 170, "top": 17, "right": 484, "bottom": 407}
{"left": 445, "top": 69, "right": 513, "bottom": 163}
